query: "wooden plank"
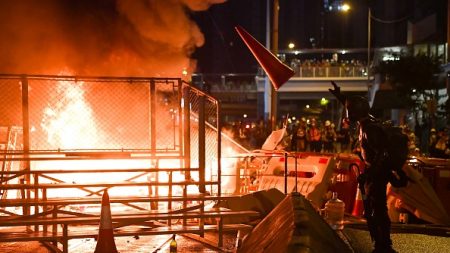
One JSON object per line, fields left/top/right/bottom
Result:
{"left": 0, "top": 167, "right": 200, "bottom": 175}
{"left": 237, "top": 195, "right": 294, "bottom": 253}
{"left": 0, "top": 210, "right": 260, "bottom": 227}
{"left": 0, "top": 194, "right": 239, "bottom": 207}
{"left": 0, "top": 224, "right": 253, "bottom": 242}
{"left": 0, "top": 154, "right": 186, "bottom": 161}
{"left": 0, "top": 231, "right": 65, "bottom": 242}
{"left": 0, "top": 180, "right": 219, "bottom": 190}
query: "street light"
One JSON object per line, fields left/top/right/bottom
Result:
{"left": 341, "top": 3, "right": 350, "bottom": 12}
{"left": 321, "top": 1, "right": 351, "bottom": 48}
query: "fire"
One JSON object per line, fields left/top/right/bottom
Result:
{"left": 34, "top": 77, "right": 207, "bottom": 201}
{"left": 0, "top": 74, "right": 246, "bottom": 217}
{"left": 219, "top": 146, "right": 240, "bottom": 195}
{"left": 0, "top": 71, "right": 244, "bottom": 214}
{"left": 28, "top": 77, "right": 245, "bottom": 203}
{"left": 41, "top": 79, "right": 100, "bottom": 149}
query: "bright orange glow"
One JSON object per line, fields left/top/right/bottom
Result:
{"left": 2, "top": 75, "right": 244, "bottom": 215}
{"left": 41, "top": 79, "right": 100, "bottom": 149}
{"left": 213, "top": 145, "right": 241, "bottom": 195}
{"left": 35, "top": 76, "right": 197, "bottom": 200}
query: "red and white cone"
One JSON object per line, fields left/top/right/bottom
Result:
{"left": 352, "top": 188, "right": 364, "bottom": 217}
{"left": 235, "top": 26, "right": 295, "bottom": 90}
{"left": 94, "top": 190, "right": 118, "bottom": 253}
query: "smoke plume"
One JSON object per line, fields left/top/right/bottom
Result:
{"left": 0, "top": 0, "right": 226, "bottom": 77}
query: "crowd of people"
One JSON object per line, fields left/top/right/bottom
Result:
{"left": 288, "top": 57, "right": 367, "bottom": 77}
{"left": 290, "top": 58, "right": 366, "bottom": 69}
{"left": 197, "top": 57, "right": 368, "bottom": 93}
{"left": 288, "top": 117, "right": 351, "bottom": 153}
{"left": 222, "top": 117, "right": 450, "bottom": 159}
{"left": 222, "top": 119, "right": 270, "bottom": 150}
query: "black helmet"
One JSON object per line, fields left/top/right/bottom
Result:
{"left": 345, "top": 96, "right": 370, "bottom": 122}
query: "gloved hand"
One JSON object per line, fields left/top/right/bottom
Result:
{"left": 329, "top": 81, "right": 346, "bottom": 105}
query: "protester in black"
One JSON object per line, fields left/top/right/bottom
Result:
{"left": 337, "top": 120, "right": 351, "bottom": 153}
{"left": 330, "top": 82, "right": 397, "bottom": 253}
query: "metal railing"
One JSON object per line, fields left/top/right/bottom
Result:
{"left": 293, "top": 66, "right": 367, "bottom": 78}
{"left": 192, "top": 67, "right": 368, "bottom": 94}
{"left": 0, "top": 74, "right": 221, "bottom": 199}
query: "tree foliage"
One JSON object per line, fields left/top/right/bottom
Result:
{"left": 374, "top": 53, "right": 443, "bottom": 97}
{"left": 373, "top": 53, "right": 447, "bottom": 126}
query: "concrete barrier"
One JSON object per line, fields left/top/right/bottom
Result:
{"left": 215, "top": 188, "right": 286, "bottom": 224}
{"left": 238, "top": 191, "right": 352, "bottom": 253}
{"left": 258, "top": 154, "right": 336, "bottom": 208}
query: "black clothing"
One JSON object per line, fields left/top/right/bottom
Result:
{"left": 323, "top": 128, "right": 335, "bottom": 153}
{"left": 290, "top": 126, "right": 298, "bottom": 151}
{"left": 329, "top": 82, "right": 396, "bottom": 252}
{"left": 296, "top": 126, "right": 307, "bottom": 152}
{"left": 358, "top": 117, "right": 394, "bottom": 251}
{"left": 337, "top": 127, "right": 351, "bottom": 152}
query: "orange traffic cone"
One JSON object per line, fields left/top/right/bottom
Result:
{"left": 235, "top": 25, "right": 295, "bottom": 90}
{"left": 352, "top": 188, "right": 364, "bottom": 217}
{"left": 94, "top": 190, "right": 118, "bottom": 253}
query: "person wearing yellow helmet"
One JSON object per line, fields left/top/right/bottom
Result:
{"left": 322, "top": 120, "right": 336, "bottom": 153}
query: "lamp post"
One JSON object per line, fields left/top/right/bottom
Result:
{"left": 367, "top": 7, "right": 372, "bottom": 90}
{"left": 270, "top": 0, "right": 279, "bottom": 131}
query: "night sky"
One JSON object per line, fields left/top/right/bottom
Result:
{"left": 192, "top": 0, "right": 369, "bottom": 74}
{"left": 191, "top": 0, "right": 266, "bottom": 74}
{"left": 192, "top": 0, "right": 446, "bottom": 74}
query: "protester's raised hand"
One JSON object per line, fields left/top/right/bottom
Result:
{"left": 329, "top": 81, "right": 345, "bottom": 105}
{"left": 329, "top": 81, "right": 340, "bottom": 97}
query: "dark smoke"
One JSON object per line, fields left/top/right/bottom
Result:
{"left": 0, "top": 0, "right": 226, "bottom": 77}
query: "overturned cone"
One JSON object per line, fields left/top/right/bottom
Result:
{"left": 94, "top": 190, "right": 118, "bottom": 253}
{"left": 235, "top": 25, "right": 294, "bottom": 90}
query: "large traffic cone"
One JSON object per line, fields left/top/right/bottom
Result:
{"left": 235, "top": 25, "right": 295, "bottom": 90}
{"left": 94, "top": 190, "right": 118, "bottom": 253}
{"left": 352, "top": 188, "right": 364, "bottom": 217}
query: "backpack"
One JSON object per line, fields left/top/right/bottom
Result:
{"left": 380, "top": 122, "right": 409, "bottom": 187}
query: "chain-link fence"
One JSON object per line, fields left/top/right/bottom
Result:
{"left": 0, "top": 74, "right": 221, "bottom": 195}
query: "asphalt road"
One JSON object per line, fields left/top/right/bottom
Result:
{"left": 0, "top": 231, "right": 238, "bottom": 253}
{"left": 1, "top": 224, "right": 449, "bottom": 252}
{"left": 342, "top": 226, "right": 450, "bottom": 253}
